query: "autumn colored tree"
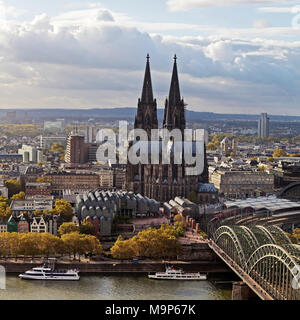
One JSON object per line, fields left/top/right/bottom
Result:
{"left": 174, "top": 214, "right": 187, "bottom": 231}
{"left": 110, "top": 236, "right": 138, "bottom": 259}
{"left": 55, "top": 199, "right": 74, "bottom": 221}
{"left": 5, "top": 179, "right": 22, "bottom": 198}
{"left": 50, "top": 143, "right": 65, "bottom": 154}
{"left": 36, "top": 177, "right": 51, "bottom": 183}
{"left": 61, "top": 232, "right": 102, "bottom": 261}
{"left": 11, "top": 191, "right": 25, "bottom": 200}
{"left": 44, "top": 208, "right": 59, "bottom": 216}
{"left": 58, "top": 222, "right": 79, "bottom": 236}
{"left": 258, "top": 165, "right": 266, "bottom": 171}
{"left": 285, "top": 232, "right": 298, "bottom": 244}
{"left": 0, "top": 196, "right": 12, "bottom": 221}
{"left": 82, "top": 234, "right": 103, "bottom": 256}
{"left": 18, "top": 233, "right": 42, "bottom": 259}
{"left": 79, "top": 221, "right": 95, "bottom": 235}
{"left": 33, "top": 210, "right": 44, "bottom": 217}
{"left": 7, "top": 232, "right": 21, "bottom": 260}
{"left": 38, "top": 233, "right": 64, "bottom": 258}
{"left": 273, "top": 149, "right": 287, "bottom": 158}
{"left": 292, "top": 228, "right": 300, "bottom": 243}
{"left": 0, "top": 233, "right": 11, "bottom": 259}
{"left": 111, "top": 226, "right": 181, "bottom": 260}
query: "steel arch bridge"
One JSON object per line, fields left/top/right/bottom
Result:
{"left": 212, "top": 225, "right": 300, "bottom": 300}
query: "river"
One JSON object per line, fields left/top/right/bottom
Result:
{"left": 0, "top": 274, "right": 232, "bottom": 300}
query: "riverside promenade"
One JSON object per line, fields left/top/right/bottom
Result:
{"left": 0, "top": 236, "right": 230, "bottom": 274}
{"left": 0, "top": 232, "right": 231, "bottom": 274}
{"left": 0, "top": 259, "right": 230, "bottom": 274}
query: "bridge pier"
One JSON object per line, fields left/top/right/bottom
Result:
{"left": 232, "top": 282, "right": 259, "bottom": 300}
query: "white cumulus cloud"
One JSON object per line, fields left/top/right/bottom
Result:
{"left": 0, "top": 2, "right": 299, "bottom": 114}
{"left": 167, "top": 0, "right": 296, "bottom": 11}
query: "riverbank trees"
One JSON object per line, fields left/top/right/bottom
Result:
{"left": 0, "top": 232, "right": 102, "bottom": 261}
{"left": 110, "top": 225, "right": 181, "bottom": 260}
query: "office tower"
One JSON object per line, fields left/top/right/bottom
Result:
{"left": 65, "top": 134, "right": 86, "bottom": 164}
{"left": 258, "top": 113, "right": 270, "bottom": 138}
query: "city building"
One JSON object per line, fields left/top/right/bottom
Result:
{"left": 45, "top": 171, "right": 99, "bottom": 196}
{"left": 125, "top": 55, "right": 208, "bottom": 202}
{"left": 270, "top": 160, "right": 300, "bottom": 188}
{"left": 65, "top": 134, "right": 87, "bottom": 164}
{"left": 18, "top": 145, "right": 43, "bottom": 163}
{"left": 98, "top": 169, "right": 114, "bottom": 189}
{"left": 0, "top": 222, "right": 7, "bottom": 233}
{"left": 0, "top": 180, "right": 8, "bottom": 197}
{"left": 25, "top": 182, "right": 52, "bottom": 197}
{"left": 40, "top": 136, "right": 67, "bottom": 149}
{"left": 62, "top": 189, "right": 85, "bottom": 205}
{"left": 114, "top": 168, "right": 126, "bottom": 189}
{"left": 220, "top": 137, "right": 238, "bottom": 156}
{"left": 22, "top": 165, "right": 44, "bottom": 184}
{"left": 258, "top": 113, "right": 270, "bottom": 138}
{"left": 10, "top": 198, "right": 53, "bottom": 215}
{"left": 197, "top": 183, "right": 219, "bottom": 204}
{"left": 0, "top": 154, "right": 23, "bottom": 163}
{"left": 76, "top": 189, "right": 160, "bottom": 236}
{"left": 210, "top": 169, "right": 274, "bottom": 198}
{"left": 43, "top": 121, "right": 63, "bottom": 133}
{"left": 30, "top": 216, "right": 47, "bottom": 233}
{"left": 17, "top": 214, "right": 30, "bottom": 233}
{"left": 85, "top": 126, "right": 99, "bottom": 143}
{"left": 87, "top": 143, "right": 100, "bottom": 162}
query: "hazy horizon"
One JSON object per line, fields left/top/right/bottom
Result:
{"left": 0, "top": 1, "right": 299, "bottom": 115}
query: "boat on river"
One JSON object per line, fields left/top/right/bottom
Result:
{"left": 19, "top": 258, "right": 80, "bottom": 281}
{"left": 148, "top": 266, "right": 207, "bottom": 280}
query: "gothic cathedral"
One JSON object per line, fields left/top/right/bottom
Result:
{"left": 125, "top": 55, "right": 208, "bottom": 202}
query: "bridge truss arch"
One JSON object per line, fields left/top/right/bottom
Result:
{"left": 213, "top": 225, "right": 299, "bottom": 300}
{"left": 246, "top": 244, "right": 300, "bottom": 300}
{"left": 213, "top": 225, "right": 247, "bottom": 268}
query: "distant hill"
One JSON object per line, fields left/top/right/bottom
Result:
{"left": 0, "top": 108, "right": 300, "bottom": 122}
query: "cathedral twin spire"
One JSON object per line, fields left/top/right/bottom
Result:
{"left": 135, "top": 54, "right": 185, "bottom": 134}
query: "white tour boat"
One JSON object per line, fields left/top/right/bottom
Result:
{"left": 148, "top": 266, "right": 207, "bottom": 280}
{"left": 19, "top": 258, "right": 80, "bottom": 281}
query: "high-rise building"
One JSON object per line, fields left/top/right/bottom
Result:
{"left": 18, "top": 145, "right": 43, "bottom": 163}
{"left": 258, "top": 113, "right": 270, "bottom": 138}
{"left": 85, "top": 126, "right": 98, "bottom": 143}
{"left": 64, "top": 134, "right": 87, "bottom": 164}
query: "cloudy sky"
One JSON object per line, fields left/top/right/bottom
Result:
{"left": 0, "top": 0, "right": 300, "bottom": 115}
